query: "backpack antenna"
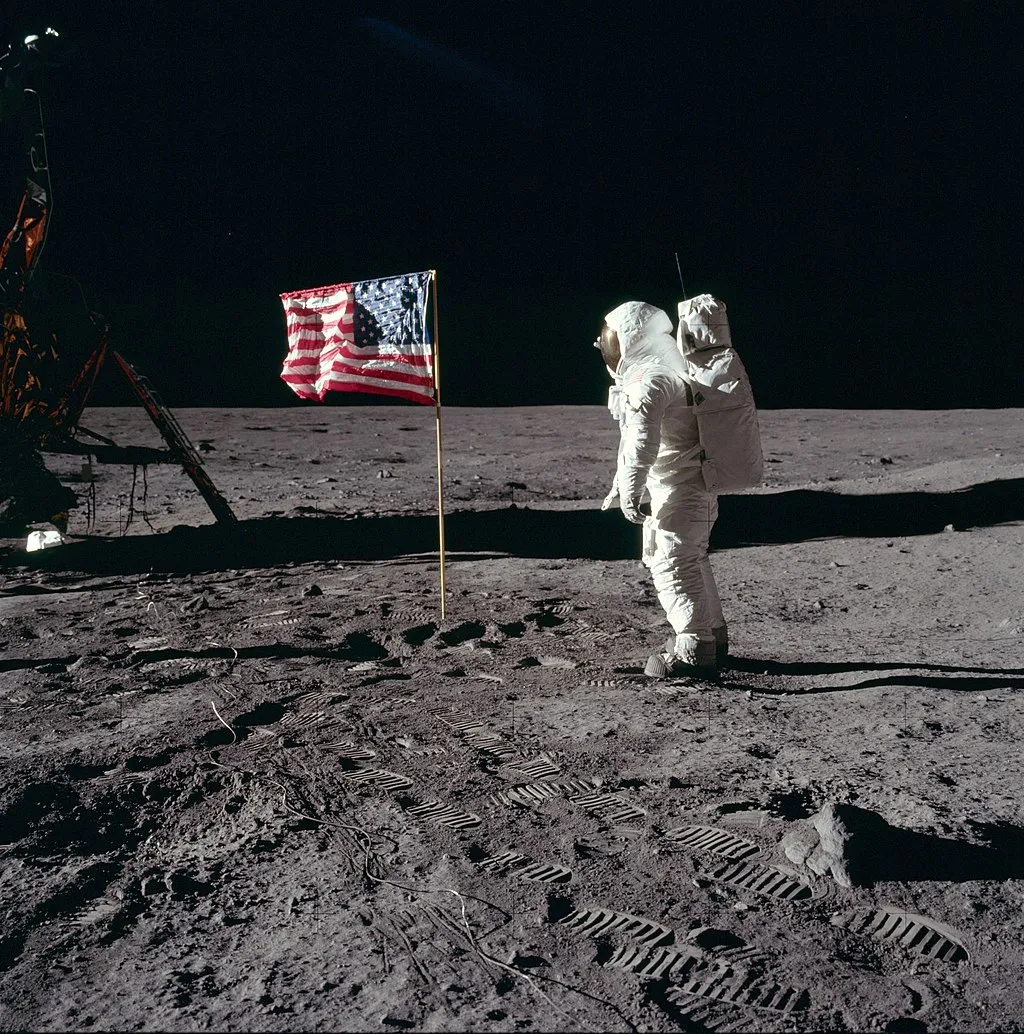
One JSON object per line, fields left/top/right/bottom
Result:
{"left": 674, "top": 252, "right": 686, "bottom": 299}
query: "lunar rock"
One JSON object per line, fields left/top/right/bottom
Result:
{"left": 781, "top": 800, "right": 892, "bottom": 887}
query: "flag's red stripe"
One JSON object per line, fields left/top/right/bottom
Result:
{"left": 283, "top": 310, "right": 351, "bottom": 328}
{"left": 283, "top": 334, "right": 429, "bottom": 364}
{"left": 280, "top": 282, "right": 354, "bottom": 303}
{"left": 280, "top": 378, "right": 320, "bottom": 396}
{"left": 282, "top": 365, "right": 434, "bottom": 389}
{"left": 283, "top": 352, "right": 431, "bottom": 373}
{"left": 281, "top": 375, "right": 433, "bottom": 405}
{"left": 286, "top": 304, "right": 353, "bottom": 321}
{"left": 283, "top": 345, "right": 431, "bottom": 368}
{"left": 319, "top": 380, "right": 433, "bottom": 404}
{"left": 286, "top": 318, "right": 354, "bottom": 335}
{"left": 329, "top": 361, "right": 433, "bottom": 389}
{"left": 283, "top": 301, "right": 352, "bottom": 319}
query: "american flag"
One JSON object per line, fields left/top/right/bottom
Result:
{"left": 280, "top": 270, "right": 434, "bottom": 404}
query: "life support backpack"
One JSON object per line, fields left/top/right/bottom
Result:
{"left": 677, "top": 294, "right": 763, "bottom": 493}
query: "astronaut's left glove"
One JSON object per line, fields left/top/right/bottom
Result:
{"left": 620, "top": 496, "right": 646, "bottom": 525}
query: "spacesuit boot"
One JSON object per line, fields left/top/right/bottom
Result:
{"left": 658, "top": 629, "right": 726, "bottom": 667}
{"left": 645, "top": 633, "right": 717, "bottom": 679}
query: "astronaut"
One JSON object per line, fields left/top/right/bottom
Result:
{"left": 596, "top": 301, "right": 727, "bottom": 677}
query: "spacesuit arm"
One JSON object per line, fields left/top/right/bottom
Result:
{"left": 617, "top": 373, "right": 670, "bottom": 506}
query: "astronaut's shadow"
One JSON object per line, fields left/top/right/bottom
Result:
{"left": 723, "top": 657, "right": 1024, "bottom": 693}
{"left": 3, "top": 476, "right": 1022, "bottom": 577}
{"left": 713, "top": 476, "right": 1024, "bottom": 547}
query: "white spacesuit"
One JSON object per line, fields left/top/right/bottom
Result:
{"left": 598, "top": 301, "right": 727, "bottom": 676}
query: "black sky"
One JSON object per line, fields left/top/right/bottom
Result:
{"left": 5, "top": 1, "right": 1021, "bottom": 409}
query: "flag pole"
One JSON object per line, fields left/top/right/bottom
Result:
{"left": 430, "top": 269, "right": 447, "bottom": 619}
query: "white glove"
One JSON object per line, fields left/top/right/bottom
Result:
{"left": 620, "top": 496, "right": 646, "bottom": 525}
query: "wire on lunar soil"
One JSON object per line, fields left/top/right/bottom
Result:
{"left": 447, "top": 890, "right": 635, "bottom": 1034}
{"left": 205, "top": 639, "right": 240, "bottom": 695}
{"left": 258, "top": 777, "right": 618, "bottom": 1033}
{"left": 134, "top": 582, "right": 162, "bottom": 626}
{"left": 416, "top": 899, "right": 615, "bottom": 1033}
{"left": 384, "top": 915, "right": 437, "bottom": 989}
{"left": 209, "top": 701, "right": 237, "bottom": 744}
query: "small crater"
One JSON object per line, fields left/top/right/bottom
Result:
{"left": 339, "top": 632, "right": 389, "bottom": 661}
{"left": 65, "top": 764, "right": 109, "bottom": 781}
{"left": 746, "top": 743, "right": 775, "bottom": 759}
{"left": 715, "top": 799, "right": 762, "bottom": 815}
{"left": 237, "top": 702, "right": 286, "bottom": 728}
{"left": 546, "top": 893, "right": 574, "bottom": 923}
{"left": 437, "top": 621, "right": 486, "bottom": 646}
{"left": 498, "top": 622, "right": 526, "bottom": 638}
{"left": 401, "top": 624, "right": 437, "bottom": 646}
{"left": 765, "top": 787, "right": 815, "bottom": 819}
{"left": 0, "top": 782, "right": 78, "bottom": 844}
{"left": 525, "top": 611, "right": 565, "bottom": 628}
{"left": 166, "top": 871, "right": 214, "bottom": 897}
{"left": 689, "top": 927, "right": 745, "bottom": 951}
{"left": 124, "top": 751, "right": 173, "bottom": 773}
{"left": 494, "top": 975, "right": 516, "bottom": 996}
{"left": 510, "top": 954, "right": 549, "bottom": 970}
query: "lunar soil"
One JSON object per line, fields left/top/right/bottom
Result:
{"left": 1, "top": 405, "right": 1023, "bottom": 1033}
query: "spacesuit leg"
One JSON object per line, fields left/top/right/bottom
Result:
{"left": 646, "top": 484, "right": 718, "bottom": 667}
{"left": 700, "top": 555, "right": 728, "bottom": 660}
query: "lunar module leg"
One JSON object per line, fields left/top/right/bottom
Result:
{"left": 111, "top": 350, "right": 237, "bottom": 525}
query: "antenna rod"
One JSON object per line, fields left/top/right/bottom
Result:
{"left": 674, "top": 252, "right": 686, "bottom": 298}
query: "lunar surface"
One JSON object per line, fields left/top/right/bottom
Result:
{"left": 1, "top": 405, "right": 1023, "bottom": 1033}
